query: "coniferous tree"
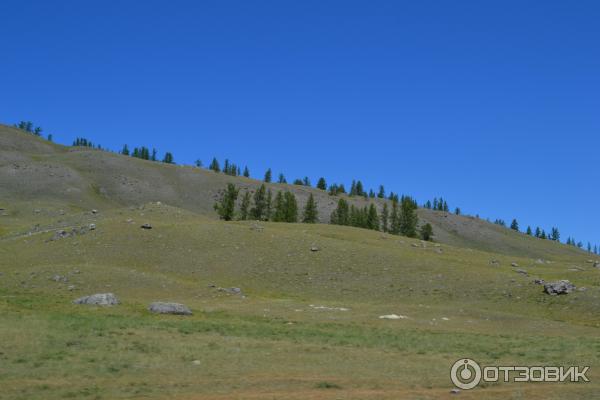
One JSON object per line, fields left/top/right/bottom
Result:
{"left": 420, "top": 223, "right": 434, "bottom": 241}
{"left": 368, "top": 189, "right": 375, "bottom": 198}
{"left": 209, "top": 157, "right": 220, "bottom": 172}
{"left": 366, "top": 203, "right": 379, "bottom": 230}
{"left": 264, "top": 168, "right": 272, "bottom": 183}
{"left": 239, "top": 192, "right": 251, "bottom": 220}
{"left": 540, "top": 230, "right": 547, "bottom": 239}
{"left": 424, "top": 200, "right": 432, "bottom": 209}
{"left": 265, "top": 189, "right": 273, "bottom": 221}
{"left": 510, "top": 219, "right": 519, "bottom": 231}
{"left": 195, "top": 159, "right": 203, "bottom": 168}
{"left": 399, "top": 197, "right": 418, "bottom": 237}
{"left": 389, "top": 199, "right": 400, "bottom": 235}
{"left": 316, "top": 177, "right": 327, "bottom": 190}
{"left": 293, "top": 178, "right": 304, "bottom": 185}
{"left": 349, "top": 180, "right": 357, "bottom": 196}
{"left": 587, "top": 242, "right": 592, "bottom": 252}
{"left": 330, "top": 198, "right": 350, "bottom": 225}
{"left": 283, "top": 192, "right": 298, "bottom": 222}
{"left": 442, "top": 200, "right": 449, "bottom": 212}
{"left": 151, "top": 148, "right": 157, "bottom": 161}
{"left": 273, "top": 191, "right": 286, "bottom": 222}
{"left": 356, "top": 181, "right": 364, "bottom": 196}
{"left": 121, "top": 144, "right": 130, "bottom": 155}
{"left": 47, "top": 134, "right": 53, "bottom": 142}
{"left": 278, "top": 173, "right": 287, "bottom": 184}
{"left": 377, "top": 185, "right": 385, "bottom": 198}
{"left": 455, "top": 207, "right": 461, "bottom": 215}
{"left": 302, "top": 177, "right": 311, "bottom": 186}
{"left": 162, "top": 152, "right": 174, "bottom": 164}
{"left": 214, "top": 184, "right": 239, "bottom": 221}
{"left": 381, "top": 203, "right": 389, "bottom": 233}
{"left": 302, "top": 193, "right": 318, "bottom": 223}
{"left": 526, "top": 226, "right": 532, "bottom": 235}
{"left": 535, "top": 227, "right": 541, "bottom": 238}
{"left": 243, "top": 166, "right": 250, "bottom": 177}
{"left": 550, "top": 227, "right": 560, "bottom": 241}
{"left": 251, "top": 184, "right": 268, "bottom": 220}
{"left": 338, "top": 184, "right": 346, "bottom": 194}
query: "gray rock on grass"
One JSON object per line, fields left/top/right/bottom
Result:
{"left": 543, "top": 280, "right": 575, "bottom": 295}
{"left": 74, "top": 293, "right": 120, "bottom": 306}
{"left": 148, "top": 302, "right": 192, "bottom": 315}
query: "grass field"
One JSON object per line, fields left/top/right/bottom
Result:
{"left": 1, "top": 202, "right": 599, "bottom": 399}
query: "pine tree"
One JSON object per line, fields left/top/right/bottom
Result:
{"left": 356, "top": 181, "right": 364, "bottom": 196}
{"left": 399, "top": 197, "right": 418, "bottom": 237}
{"left": 368, "top": 189, "right": 375, "bottom": 198}
{"left": 377, "top": 185, "right": 385, "bottom": 198}
{"left": 420, "top": 223, "right": 434, "bottom": 241}
{"left": 251, "top": 184, "right": 267, "bottom": 220}
{"left": 278, "top": 173, "right": 286, "bottom": 184}
{"left": 526, "top": 226, "right": 532, "bottom": 235}
{"left": 587, "top": 242, "right": 592, "bottom": 252}
{"left": 381, "top": 203, "right": 389, "bottom": 232}
{"left": 455, "top": 207, "right": 461, "bottom": 215}
{"left": 264, "top": 168, "right": 272, "bottom": 183}
{"left": 273, "top": 191, "right": 286, "bottom": 222}
{"left": 442, "top": 200, "right": 449, "bottom": 212}
{"left": 47, "top": 134, "right": 53, "bottom": 142}
{"left": 293, "top": 178, "right": 304, "bottom": 185}
{"left": 265, "top": 189, "right": 273, "bottom": 221}
{"left": 366, "top": 204, "right": 379, "bottom": 230}
{"left": 550, "top": 227, "right": 560, "bottom": 241}
{"left": 389, "top": 199, "right": 400, "bottom": 235}
{"left": 239, "top": 192, "right": 251, "bottom": 220}
{"left": 330, "top": 198, "right": 350, "bottom": 225}
{"left": 510, "top": 219, "right": 519, "bottom": 231}
{"left": 162, "top": 152, "right": 174, "bottom": 164}
{"left": 151, "top": 148, "right": 157, "bottom": 161}
{"left": 214, "top": 183, "right": 239, "bottom": 221}
{"left": 283, "top": 192, "right": 298, "bottom": 222}
{"left": 209, "top": 157, "right": 220, "bottom": 172}
{"left": 316, "top": 177, "right": 327, "bottom": 190}
{"left": 243, "top": 166, "right": 250, "bottom": 177}
{"left": 302, "top": 177, "right": 311, "bottom": 186}
{"left": 541, "top": 230, "right": 547, "bottom": 239}
{"left": 535, "top": 227, "right": 541, "bottom": 238}
{"left": 424, "top": 200, "right": 432, "bottom": 209}
{"left": 121, "top": 144, "right": 130, "bottom": 155}
{"left": 302, "top": 193, "right": 318, "bottom": 223}
{"left": 349, "top": 180, "right": 357, "bottom": 196}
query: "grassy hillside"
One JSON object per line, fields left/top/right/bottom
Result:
{"left": 1, "top": 124, "right": 599, "bottom": 399}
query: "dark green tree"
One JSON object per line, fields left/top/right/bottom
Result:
{"left": 550, "top": 227, "right": 560, "bottom": 241}
{"left": 293, "top": 178, "right": 304, "bottom": 185}
{"left": 283, "top": 192, "right": 298, "bottom": 222}
{"left": 121, "top": 144, "right": 130, "bottom": 155}
{"left": 162, "top": 152, "right": 174, "bottom": 164}
{"left": 251, "top": 184, "right": 268, "bottom": 220}
{"left": 510, "top": 219, "right": 519, "bottom": 231}
{"left": 243, "top": 166, "right": 250, "bottom": 177}
{"left": 381, "top": 203, "right": 389, "bottom": 232}
{"left": 455, "top": 207, "right": 461, "bottom": 215}
{"left": 278, "top": 173, "right": 287, "bottom": 184}
{"left": 264, "top": 168, "right": 272, "bottom": 183}
{"left": 377, "top": 185, "right": 385, "bottom": 198}
{"left": 316, "top": 177, "right": 327, "bottom": 190}
{"left": 302, "top": 177, "right": 311, "bottom": 186}
{"left": 399, "top": 197, "right": 418, "bottom": 237}
{"left": 420, "top": 223, "right": 434, "bottom": 241}
{"left": 265, "top": 189, "right": 273, "bottom": 220}
{"left": 239, "top": 191, "right": 251, "bottom": 220}
{"left": 273, "top": 191, "right": 286, "bottom": 222}
{"left": 214, "top": 183, "right": 239, "bottom": 221}
{"left": 302, "top": 193, "right": 318, "bottom": 223}
{"left": 209, "top": 157, "right": 220, "bottom": 172}
{"left": 330, "top": 198, "right": 350, "bottom": 225}
{"left": 366, "top": 203, "right": 379, "bottom": 230}
{"left": 389, "top": 199, "right": 400, "bottom": 235}
{"left": 526, "top": 226, "right": 532, "bottom": 235}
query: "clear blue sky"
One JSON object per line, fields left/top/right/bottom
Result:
{"left": 1, "top": 1, "right": 598, "bottom": 247}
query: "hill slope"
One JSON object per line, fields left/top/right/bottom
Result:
{"left": 0, "top": 124, "right": 586, "bottom": 259}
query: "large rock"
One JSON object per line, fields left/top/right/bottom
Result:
{"left": 148, "top": 302, "right": 192, "bottom": 315}
{"left": 543, "top": 280, "right": 575, "bottom": 295}
{"left": 74, "top": 293, "right": 120, "bottom": 306}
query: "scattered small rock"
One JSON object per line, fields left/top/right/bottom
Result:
{"left": 91, "top": 209, "right": 98, "bottom": 214}
{"left": 89, "top": 223, "right": 96, "bottom": 230}
{"left": 74, "top": 293, "right": 120, "bottom": 306}
{"left": 148, "top": 302, "right": 192, "bottom": 315}
{"left": 533, "top": 278, "right": 545, "bottom": 285}
{"left": 52, "top": 274, "right": 68, "bottom": 283}
{"left": 250, "top": 223, "right": 264, "bottom": 231}
{"left": 141, "top": 223, "right": 152, "bottom": 229}
{"left": 515, "top": 269, "right": 528, "bottom": 275}
{"left": 543, "top": 280, "right": 575, "bottom": 295}
{"left": 192, "top": 360, "right": 201, "bottom": 365}
{"left": 218, "top": 287, "right": 243, "bottom": 295}
{"left": 310, "top": 245, "right": 320, "bottom": 252}
{"left": 67, "top": 285, "right": 76, "bottom": 291}
{"left": 489, "top": 259, "right": 500, "bottom": 266}
{"left": 511, "top": 262, "right": 519, "bottom": 267}
{"left": 535, "top": 259, "right": 545, "bottom": 264}
{"left": 450, "top": 388, "right": 461, "bottom": 394}
{"left": 379, "top": 314, "right": 408, "bottom": 320}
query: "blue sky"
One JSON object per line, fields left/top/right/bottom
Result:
{"left": 1, "top": 1, "right": 598, "bottom": 247}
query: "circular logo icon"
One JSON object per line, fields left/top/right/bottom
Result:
{"left": 450, "top": 358, "right": 482, "bottom": 390}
